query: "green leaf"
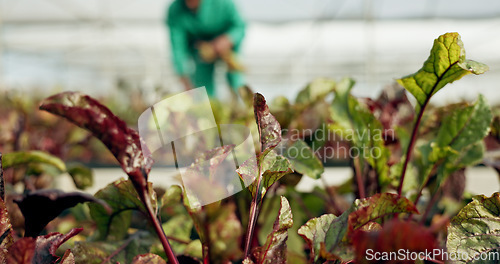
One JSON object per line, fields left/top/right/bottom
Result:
{"left": 295, "top": 78, "right": 336, "bottom": 104}
{"left": 67, "top": 163, "right": 94, "bottom": 190}
{"left": 298, "top": 193, "right": 418, "bottom": 262}
{"left": 162, "top": 214, "right": 193, "bottom": 253}
{"left": 282, "top": 140, "right": 324, "bottom": 179}
{"left": 298, "top": 214, "right": 337, "bottom": 262}
{"left": 347, "top": 193, "right": 419, "bottom": 233}
{"left": 88, "top": 179, "right": 157, "bottom": 241}
{"left": 329, "top": 78, "right": 390, "bottom": 186}
{"left": 237, "top": 151, "right": 293, "bottom": 200}
{"left": 447, "top": 192, "right": 500, "bottom": 264}
{"left": 72, "top": 241, "right": 119, "bottom": 264}
{"left": 397, "top": 32, "right": 488, "bottom": 111}
{"left": 2, "top": 151, "right": 66, "bottom": 172}
{"left": 253, "top": 196, "right": 293, "bottom": 264}
{"left": 419, "top": 95, "right": 492, "bottom": 187}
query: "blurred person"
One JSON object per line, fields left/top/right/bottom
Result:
{"left": 166, "top": 0, "right": 246, "bottom": 98}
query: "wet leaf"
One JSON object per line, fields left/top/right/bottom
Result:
{"left": 447, "top": 192, "right": 500, "bottom": 264}
{"left": 397, "top": 32, "right": 488, "bottom": 112}
{"left": 67, "top": 163, "right": 94, "bottom": 190}
{"left": 352, "top": 220, "right": 440, "bottom": 264}
{"left": 14, "top": 190, "right": 108, "bottom": 237}
{"left": 282, "top": 139, "right": 324, "bottom": 179}
{"left": 252, "top": 196, "right": 293, "bottom": 264}
{"left": 131, "top": 253, "right": 167, "bottom": 264}
{"left": 88, "top": 178, "right": 156, "bottom": 241}
{"left": 2, "top": 151, "right": 66, "bottom": 172}
{"left": 40, "top": 92, "right": 153, "bottom": 193}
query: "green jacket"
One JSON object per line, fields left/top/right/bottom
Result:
{"left": 166, "top": 0, "right": 246, "bottom": 76}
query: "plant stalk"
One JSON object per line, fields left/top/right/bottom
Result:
{"left": 244, "top": 193, "right": 261, "bottom": 257}
{"left": 139, "top": 190, "right": 179, "bottom": 264}
{"left": 353, "top": 157, "right": 365, "bottom": 199}
{"left": 397, "top": 104, "right": 428, "bottom": 196}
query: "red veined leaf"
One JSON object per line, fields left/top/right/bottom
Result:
{"left": 39, "top": 92, "right": 153, "bottom": 192}
{"left": 254, "top": 93, "right": 281, "bottom": 154}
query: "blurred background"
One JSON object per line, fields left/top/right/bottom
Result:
{"left": 1, "top": 0, "right": 500, "bottom": 104}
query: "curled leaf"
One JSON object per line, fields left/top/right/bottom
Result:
{"left": 2, "top": 151, "right": 66, "bottom": 172}
{"left": 39, "top": 92, "right": 152, "bottom": 192}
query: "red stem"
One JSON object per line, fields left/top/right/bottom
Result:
{"left": 353, "top": 157, "right": 365, "bottom": 199}
{"left": 139, "top": 189, "right": 179, "bottom": 264}
{"left": 397, "top": 103, "right": 428, "bottom": 196}
{"left": 244, "top": 192, "right": 261, "bottom": 257}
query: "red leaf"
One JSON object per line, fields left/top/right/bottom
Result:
{"left": 254, "top": 93, "right": 281, "bottom": 153}
{"left": 39, "top": 92, "right": 153, "bottom": 191}
{"left": 352, "top": 220, "right": 441, "bottom": 264}
{"left": 33, "top": 228, "right": 83, "bottom": 264}
{"left": 6, "top": 228, "right": 81, "bottom": 264}
{"left": 6, "top": 237, "right": 35, "bottom": 264}
{"left": 14, "top": 189, "right": 109, "bottom": 237}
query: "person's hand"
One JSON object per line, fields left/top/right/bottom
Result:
{"left": 180, "top": 76, "right": 192, "bottom": 91}
{"left": 212, "top": 35, "right": 233, "bottom": 56}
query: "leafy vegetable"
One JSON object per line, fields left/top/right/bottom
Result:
{"left": 39, "top": 92, "right": 153, "bottom": 193}
{"left": 2, "top": 151, "right": 66, "bottom": 172}
{"left": 298, "top": 193, "right": 418, "bottom": 262}
{"left": 397, "top": 32, "right": 488, "bottom": 112}
{"left": 14, "top": 189, "right": 108, "bottom": 237}
{"left": 447, "top": 192, "right": 500, "bottom": 264}
{"left": 67, "top": 163, "right": 94, "bottom": 190}
{"left": 251, "top": 196, "right": 293, "bottom": 264}
{"left": 88, "top": 179, "right": 155, "bottom": 241}
{"left": 282, "top": 139, "right": 324, "bottom": 179}
{"left": 352, "top": 220, "right": 440, "bottom": 264}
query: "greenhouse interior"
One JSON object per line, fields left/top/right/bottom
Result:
{"left": 1, "top": 0, "right": 499, "bottom": 263}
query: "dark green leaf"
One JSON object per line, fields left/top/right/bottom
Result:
{"left": 397, "top": 32, "right": 488, "bottom": 111}
{"left": 447, "top": 192, "right": 500, "bottom": 264}
{"left": 88, "top": 179, "right": 156, "bottom": 241}
{"left": 329, "top": 78, "right": 390, "bottom": 185}
{"left": 253, "top": 196, "right": 293, "bottom": 264}
{"left": 2, "top": 151, "right": 66, "bottom": 172}
{"left": 419, "top": 95, "right": 492, "bottom": 187}
{"left": 297, "top": 214, "right": 337, "bottom": 262}
{"left": 282, "top": 140, "right": 324, "bottom": 179}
